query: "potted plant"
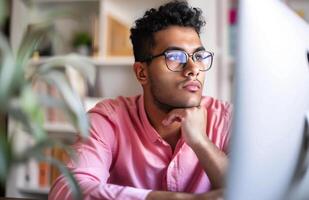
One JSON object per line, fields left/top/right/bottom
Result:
{"left": 0, "top": 1, "right": 95, "bottom": 199}
{"left": 72, "top": 32, "right": 92, "bottom": 56}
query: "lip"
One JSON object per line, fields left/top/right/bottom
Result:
{"left": 182, "top": 81, "right": 201, "bottom": 92}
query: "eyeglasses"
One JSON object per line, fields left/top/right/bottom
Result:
{"left": 141, "top": 49, "right": 214, "bottom": 72}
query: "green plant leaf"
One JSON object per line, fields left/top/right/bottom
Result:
{"left": 0, "top": 32, "right": 17, "bottom": 109}
{"left": 16, "top": 23, "right": 53, "bottom": 68}
{"left": 28, "top": 54, "right": 96, "bottom": 86}
{"left": 0, "top": 5, "right": 92, "bottom": 197}
{"left": 21, "top": 85, "right": 45, "bottom": 125}
{"left": 19, "top": 85, "right": 46, "bottom": 141}
{"left": 16, "top": 8, "right": 81, "bottom": 64}
{"left": 0, "top": 0, "right": 7, "bottom": 26}
{"left": 8, "top": 102, "right": 47, "bottom": 141}
{"left": 39, "top": 71, "right": 89, "bottom": 138}
{"left": 0, "top": 132, "right": 11, "bottom": 183}
{"left": 39, "top": 155, "right": 82, "bottom": 200}
{"left": 15, "top": 139, "right": 76, "bottom": 164}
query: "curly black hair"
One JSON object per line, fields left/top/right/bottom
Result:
{"left": 130, "top": 0, "right": 206, "bottom": 62}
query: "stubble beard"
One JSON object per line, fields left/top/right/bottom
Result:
{"left": 149, "top": 78, "right": 202, "bottom": 113}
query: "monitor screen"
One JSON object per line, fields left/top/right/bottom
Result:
{"left": 226, "top": 0, "right": 309, "bottom": 200}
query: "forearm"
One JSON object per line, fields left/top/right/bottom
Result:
{"left": 49, "top": 174, "right": 223, "bottom": 200}
{"left": 191, "top": 138, "right": 228, "bottom": 189}
{"left": 49, "top": 173, "right": 151, "bottom": 200}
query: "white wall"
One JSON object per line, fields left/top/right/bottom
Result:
{"left": 96, "top": 65, "right": 142, "bottom": 98}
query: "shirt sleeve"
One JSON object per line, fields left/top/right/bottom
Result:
{"left": 48, "top": 113, "right": 151, "bottom": 200}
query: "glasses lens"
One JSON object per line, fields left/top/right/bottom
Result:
{"left": 194, "top": 51, "right": 213, "bottom": 71}
{"left": 165, "top": 50, "right": 187, "bottom": 71}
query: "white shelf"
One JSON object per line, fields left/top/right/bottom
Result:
{"left": 23, "top": 0, "right": 99, "bottom": 3}
{"left": 29, "top": 56, "right": 134, "bottom": 67}
{"left": 44, "top": 122, "right": 76, "bottom": 133}
{"left": 18, "top": 185, "right": 50, "bottom": 195}
{"left": 92, "top": 57, "right": 134, "bottom": 66}
{"left": 44, "top": 122, "right": 78, "bottom": 143}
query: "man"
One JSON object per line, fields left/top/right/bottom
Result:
{"left": 49, "top": 1, "right": 232, "bottom": 199}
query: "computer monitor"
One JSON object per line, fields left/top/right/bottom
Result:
{"left": 226, "top": 0, "right": 309, "bottom": 200}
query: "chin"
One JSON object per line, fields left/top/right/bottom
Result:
{"left": 183, "top": 99, "right": 201, "bottom": 108}
{"left": 151, "top": 88, "right": 203, "bottom": 109}
{"left": 173, "top": 95, "right": 202, "bottom": 108}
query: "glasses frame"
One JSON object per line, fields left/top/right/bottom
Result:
{"left": 141, "top": 49, "right": 214, "bottom": 72}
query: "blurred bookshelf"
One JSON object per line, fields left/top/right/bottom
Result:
{"left": 284, "top": 0, "right": 309, "bottom": 23}
{"left": 6, "top": 97, "right": 101, "bottom": 199}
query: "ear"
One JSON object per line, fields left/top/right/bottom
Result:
{"left": 133, "top": 62, "right": 148, "bottom": 85}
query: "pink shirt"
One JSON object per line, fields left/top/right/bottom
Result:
{"left": 49, "top": 95, "right": 232, "bottom": 200}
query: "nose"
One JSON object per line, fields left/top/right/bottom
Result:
{"left": 183, "top": 57, "right": 200, "bottom": 78}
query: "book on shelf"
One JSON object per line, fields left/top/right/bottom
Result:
{"left": 38, "top": 148, "right": 52, "bottom": 188}
{"left": 22, "top": 146, "right": 69, "bottom": 190}
{"left": 50, "top": 146, "right": 70, "bottom": 185}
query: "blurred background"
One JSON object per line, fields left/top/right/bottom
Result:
{"left": 0, "top": 0, "right": 308, "bottom": 199}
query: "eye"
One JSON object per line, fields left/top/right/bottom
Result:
{"left": 165, "top": 51, "right": 186, "bottom": 62}
{"left": 194, "top": 51, "right": 208, "bottom": 61}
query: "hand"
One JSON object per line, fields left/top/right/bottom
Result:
{"left": 162, "top": 106, "right": 207, "bottom": 147}
{"left": 162, "top": 107, "right": 227, "bottom": 190}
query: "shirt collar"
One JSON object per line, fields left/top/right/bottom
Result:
{"left": 138, "top": 95, "right": 162, "bottom": 143}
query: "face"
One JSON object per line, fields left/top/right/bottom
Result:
{"left": 143, "top": 26, "right": 207, "bottom": 110}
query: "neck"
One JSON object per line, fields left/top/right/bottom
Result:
{"left": 143, "top": 93, "right": 181, "bottom": 142}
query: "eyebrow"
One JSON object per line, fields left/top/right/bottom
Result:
{"left": 165, "top": 46, "right": 206, "bottom": 53}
